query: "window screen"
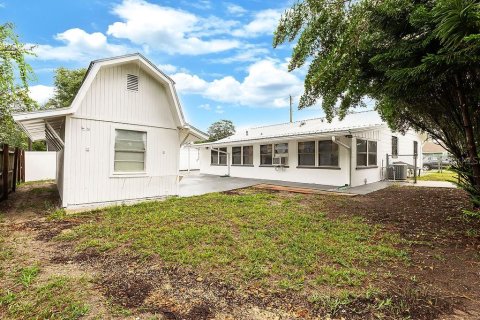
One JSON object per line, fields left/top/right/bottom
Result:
{"left": 219, "top": 147, "right": 227, "bottom": 165}
{"left": 114, "top": 129, "right": 146, "bottom": 172}
{"left": 356, "top": 139, "right": 368, "bottom": 166}
{"left": 392, "top": 136, "right": 398, "bottom": 157}
{"left": 243, "top": 146, "right": 253, "bottom": 165}
{"left": 260, "top": 144, "right": 273, "bottom": 165}
{"left": 210, "top": 149, "right": 218, "bottom": 165}
{"left": 319, "top": 141, "right": 339, "bottom": 166}
{"left": 368, "top": 141, "right": 377, "bottom": 166}
{"left": 298, "top": 141, "right": 315, "bottom": 166}
{"left": 232, "top": 147, "right": 241, "bottom": 165}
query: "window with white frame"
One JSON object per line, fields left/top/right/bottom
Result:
{"left": 368, "top": 141, "right": 377, "bottom": 165}
{"left": 298, "top": 141, "right": 315, "bottom": 166}
{"left": 319, "top": 141, "right": 339, "bottom": 166}
{"left": 243, "top": 146, "right": 253, "bottom": 165}
{"left": 260, "top": 144, "right": 273, "bottom": 165}
{"left": 392, "top": 136, "right": 398, "bottom": 157}
{"left": 356, "top": 139, "right": 377, "bottom": 167}
{"left": 260, "top": 143, "right": 289, "bottom": 165}
{"left": 232, "top": 146, "right": 253, "bottom": 165}
{"left": 232, "top": 147, "right": 242, "bottom": 165}
{"left": 114, "top": 129, "right": 146, "bottom": 173}
{"left": 211, "top": 147, "right": 227, "bottom": 165}
{"left": 210, "top": 148, "right": 218, "bottom": 165}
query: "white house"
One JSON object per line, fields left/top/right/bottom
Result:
{"left": 14, "top": 54, "right": 206, "bottom": 209}
{"left": 198, "top": 111, "right": 422, "bottom": 187}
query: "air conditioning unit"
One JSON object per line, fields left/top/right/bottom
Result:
{"left": 273, "top": 156, "right": 288, "bottom": 166}
{"left": 387, "top": 163, "right": 408, "bottom": 180}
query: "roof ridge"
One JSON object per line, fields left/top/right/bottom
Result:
{"left": 249, "top": 109, "right": 377, "bottom": 130}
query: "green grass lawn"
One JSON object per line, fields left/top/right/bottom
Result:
{"left": 417, "top": 170, "right": 458, "bottom": 183}
{"left": 57, "top": 190, "right": 406, "bottom": 292}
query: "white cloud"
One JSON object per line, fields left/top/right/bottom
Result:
{"left": 226, "top": 3, "right": 247, "bottom": 16}
{"left": 232, "top": 9, "right": 282, "bottom": 38}
{"left": 199, "top": 103, "right": 211, "bottom": 110}
{"left": 213, "top": 47, "right": 269, "bottom": 64}
{"left": 29, "top": 85, "right": 54, "bottom": 104}
{"left": 215, "top": 105, "right": 224, "bottom": 114}
{"left": 172, "top": 73, "right": 208, "bottom": 92}
{"left": 32, "top": 28, "right": 130, "bottom": 61}
{"left": 107, "top": 0, "right": 240, "bottom": 55}
{"left": 172, "top": 59, "right": 303, "bottom": 108}
{"left": 157, "top": 64, "right": 177, "bottom": 74}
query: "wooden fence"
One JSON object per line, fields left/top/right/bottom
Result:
{"left": 0, "top": 144, "right": 25, "bottom": 201}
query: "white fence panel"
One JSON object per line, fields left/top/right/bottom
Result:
{"left": 25, "top": 151, "right": 57, "bottom": 182}
{"left": 179, "top": 146, "right": 200, "bottom": 171}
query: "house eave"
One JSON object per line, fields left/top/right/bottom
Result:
{"left": 195, "top": 124, "right": 386, "bottom": 147}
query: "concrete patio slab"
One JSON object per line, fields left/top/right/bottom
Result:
{"left": 178, "top": 174, "right": 262, "bottom": 197}
{"left": 408, "top": 180, "right": 457, "bottom": 188}
{"left": 336, "top": 181, "right": 405, "bottom": 195}
{"left": 178, "top": 173, "right": 337, "bottom": 197}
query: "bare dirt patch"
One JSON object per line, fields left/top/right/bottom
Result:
{"left": 324, "top": 186, "right": 480, "bottom": 318}
{"left": 2, "top": 182, "right": 480, "bottom": 319}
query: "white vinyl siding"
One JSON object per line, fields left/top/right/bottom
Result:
{"left": 114, "top": 129, "right": 146, "bottom": 172}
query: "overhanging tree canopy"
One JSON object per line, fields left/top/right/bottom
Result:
{"left": 274, "top": 0, "right": 480, "bottom": 203}
{"left": 0, "top": 23, "right": 36, "bottom": 147}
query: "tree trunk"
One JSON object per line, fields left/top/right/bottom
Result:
{"left": 455, "top": 75, "right": 480, "bottom": 190}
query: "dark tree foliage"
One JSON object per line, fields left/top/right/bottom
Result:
{"left": 207, "top": 120, "right": 235, "bottom": 142}
{"left": 274, "top": 0, "right": 480, "bottom": 204}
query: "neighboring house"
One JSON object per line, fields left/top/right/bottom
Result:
{"left": 198, "top": 111, "right": 422, "bottom": 187}
{"left": 14, "top": 54, "right": 207, "bottom": 209}
{"left": 422, "top": 140, "right": 450, "bottom": 160}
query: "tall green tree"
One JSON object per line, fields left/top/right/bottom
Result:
{"left": 0, "top": 23, "right": 36, "bottom": 147}
{"left": 207, "top": 120, "right": 235, "bottom": 142}
{"left": 45, "top": 67, "right": 87, "bottom": 109}
{"left": 274, "top": 0, "right": 480, "bottom": 203}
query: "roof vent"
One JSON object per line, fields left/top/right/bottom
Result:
{"left": 127, "top": 74, "right": 139, "bottom": 91}
{"left": 299, "top": 121, "right": 306, "bottom": 127}
{"left": 246, "top": 130, "right": 249, "bottom": 136}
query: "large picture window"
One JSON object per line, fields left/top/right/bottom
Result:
{"left": 232, "top": 146, "right": 253, "bottom": 165}
{"left": 211, "top": 147, "right": 227, "bottom": 165}
{"left": 298, "top": 141, "right": 315, "bottom": 166}
{"left": 357, "top": 139, "right": 377, "bottom": 167}
{"left": 319, "top": 141, "right": 339, "bottom": 166}
{"left": 114, "top": 129, "right": 146, "bottom": 173}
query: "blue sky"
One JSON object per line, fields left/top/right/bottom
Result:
{"left": 2, "top": 0, "right": 327, "bottom": 131}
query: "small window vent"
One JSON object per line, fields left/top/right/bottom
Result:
{"left": 126, "top": 74, "right": 139, "bottom": 91}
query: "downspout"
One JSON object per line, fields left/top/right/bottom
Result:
{"left": 332, "top": 136, "right": 352, "bottom": 187}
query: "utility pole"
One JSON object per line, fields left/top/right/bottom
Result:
{"left": 289, "top": 95, "right": 293, "bottom": 123}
